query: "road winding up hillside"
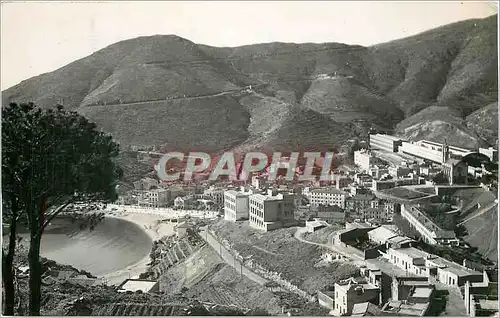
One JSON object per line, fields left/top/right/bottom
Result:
{"left": 2, "top": 15, "right": 497, "bottom": 153}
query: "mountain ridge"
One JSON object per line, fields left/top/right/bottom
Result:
{"left": 2, "top": 15, "right": 497, "bottom": 153}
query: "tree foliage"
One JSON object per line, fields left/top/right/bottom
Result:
{"left": 2, "top": 102, "right": 123, "bottom": 315}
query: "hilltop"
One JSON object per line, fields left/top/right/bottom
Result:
{"left": 2, "top": 15, "right": 497, "bottom": 154}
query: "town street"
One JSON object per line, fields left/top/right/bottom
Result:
{"left": 199, "top": 228, "right": 269, "bottom": 286}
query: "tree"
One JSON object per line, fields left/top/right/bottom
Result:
{"left": 432, "top": 172, "right": 449, "bottom": 185}
{"left": 2, "top": 103, "right": 123, "bottom": 315}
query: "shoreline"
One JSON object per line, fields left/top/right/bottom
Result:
{"left": 100, "top": 210, "right": 176, "bottom": 286}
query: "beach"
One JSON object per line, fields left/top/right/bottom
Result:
{"left": 101, "top": 210, "right": 175, "bottom": 285}
{"left": 100, "top": 205, "right": 218, "bottom": 285}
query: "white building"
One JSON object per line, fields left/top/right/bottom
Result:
{"left": 354, "top": 149, "right": 373, "bottom": 172}
{"left": 369, "top": 134, "right": 404, "bottom": 153}
{"left": 400, "top": 205, "right": 459, "bottom": 246}
{"left": 387, "top": 247, "right": 483, "bottom": 287}
{"left": 138, "top": 188, "right": 169, "bottom": 208}
{"left": 223, "top": 188, "right": 253, "bottom": 221}
{"left": 333, "top": 277, "right": 380, "bottom": 316}
{"left": 309, "top": 188, "right": 347, "bottom": 208}
{"left": 249, "top": 189, "right": 295, "bottom": 231}
{"left": 479, "top": 147, "right": 498, "bottom": 162}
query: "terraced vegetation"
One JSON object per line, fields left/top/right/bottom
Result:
{"left": 144, "top": 229, "right": 205, "bottom": 279}
{"left": 209, "top": 220, "right": 358, "bottom": 294}
{"left": 158, "top": 244, "right": 328, "bottom": 315}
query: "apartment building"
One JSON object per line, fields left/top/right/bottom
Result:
{"left": 371, "top": 199, "right": 399, "bottom": 217}
{"left": 369, "top": 134, "right": 404, "bottom": 153}
{"left": 333, "top": 277, "right": 380, "bottom": 316}
{"left": 400, "top": 205, "right": 459, "bottom": 246}
{"left": 387, "top": 247, "right": 483, "bottom": 287}
{"left": 203, "top": 187, "right": 224, "bottom": 206}
{"left": 333, "top": 174, "right": 354, "bottom": 189}
{"left": 309, "top": 188, "right": 347, "bottom": 208}
{"left": 354, "top": 149, "right": 373, "bottom": 172}
{"left": 223, "top": 188, "right": 253, "bottom": 221}
{"left": 138, "top": 188, "right": 169, "bottom": 208}
{"left": 248, "top": 189, "right": 295, "bottom": 231}
{"left": 345, "top": 194, "right": 376, "bottom": 219}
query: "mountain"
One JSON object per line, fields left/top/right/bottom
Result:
{"left": 2, "top": 15, "right": 497, "bottom": 154}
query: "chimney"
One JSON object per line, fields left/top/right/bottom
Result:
{"left": 463, "top": 259, "right": 467, "bottom": 268}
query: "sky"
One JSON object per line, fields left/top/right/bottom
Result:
{"left": 1, "top": 1, "right": 498, "bottom": 90}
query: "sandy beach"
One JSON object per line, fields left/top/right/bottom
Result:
{"left": 101, "top": 210, "right": 175, "bottom": 285}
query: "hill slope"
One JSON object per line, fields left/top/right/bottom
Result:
{"left": 2, "top": 15, "right": 497, "bottom": 153}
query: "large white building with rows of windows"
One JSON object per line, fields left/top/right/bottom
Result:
{"left": 223, "top": 188, "right": 253, "bottom": 221}
{"left": 309, "top": 188, "right": 347, "bottom": 208}
{"left": 249, "top": 189, "right": 295, "bottom": 232}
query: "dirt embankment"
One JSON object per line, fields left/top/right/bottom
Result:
{"left": 209, "top": 220, "right": 358, "bottom": 294}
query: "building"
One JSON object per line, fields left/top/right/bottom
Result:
{"left": 118, "top": 279, "right": 159, "bottom": 293}
{"left": 345, "top": 194, "right": 376, "bottom": 219}
{"left": 306, "top": 219, "right": 329, "bottom": 233}
{"left": 388, "top": 166, "right": 413, "bottom": 178}
{"left": 367, "top": 226, "right": 415, "bottom": 248}
{"left": 251, "top": 175, "right": 268, "bottom": 190}
{"left": 248, "top": 189, "right": 295, "bottom": 231}
{"left": 316, "top": 205, "right": 345, "bottom": 224}
{"left": 138, "top": 188, "right": 169, "bottom": 208}
{"left": 442, "top": 158, "right": 468, "bottom": 185}
{"left": 400, "top": 205, "right": 459, "bottom": 246}
{"left": 354, "top": 173, "right": 373, "bottom": 187}
{"left": 369, "top": 134, "right": 404, "bottom": 153}
{"left": 332, "top": 277, "right": 380, "bottom": 316}
{"left": 371, "top": 174, "right": 424, "bottom": 191}
{"left": 399, "top": 139, "right": 474, "bottom": 164}
{"left": 464, "top": 272, "right": 499, "bottom": 316}
{"left": 354, "top": 149, "right": 373, "bottom": 172}
{"left": 369, "top": 165, "right": 390, "bottom": 180}
{"left": 381, "top": 276, "right": 434, "bottom": 316}
{"left": 334, "top": 174, "right": 354, "bottom": 189}
{"left": 223, "top": 188, "right": 253, "bottom": 221}
{"left": 174, "top": 196, "right": 195, "bottom": 209}
{"left": 352, "top": 302, "right": 383, "bottom": 316}
{"left": 479, "top": 147, "right": 498, "bottom": 162}
{"left": 370, "top": 199, "right": 399, "bottom": 220}
{"left": 203, "top": 187, "right": 224, "bottom": 206}
{"left": 133, "top": 177, "right": 159, "bottom": 191}
{"left": 387, "top": 247, "right": 484, "bottom": 287}
{"left": 309, "top": 188, "right": 347, "bottom": 208}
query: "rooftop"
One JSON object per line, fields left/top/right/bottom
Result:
{"left": 347, "top": 194, "right": 376, "bottom": 201}
{"left": 391, "top": 247, "right": 430, "bottom": 260}
{"left": 119, "top": 279, "right": 157, "bottom": 293}
{"left": 310, "top": 188, "right": 345, "bottom": 195}
{"left": 427, "top": 256, "right": 482, "bottom": 277}
{"left": 370, "top": 134, "right": 402, "bottom": 142}
{"left": 383, "top": 300, "right": 428, "bottom": 316}
{"left": 368, "top": 226, "right": 399, "bottom": 242}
